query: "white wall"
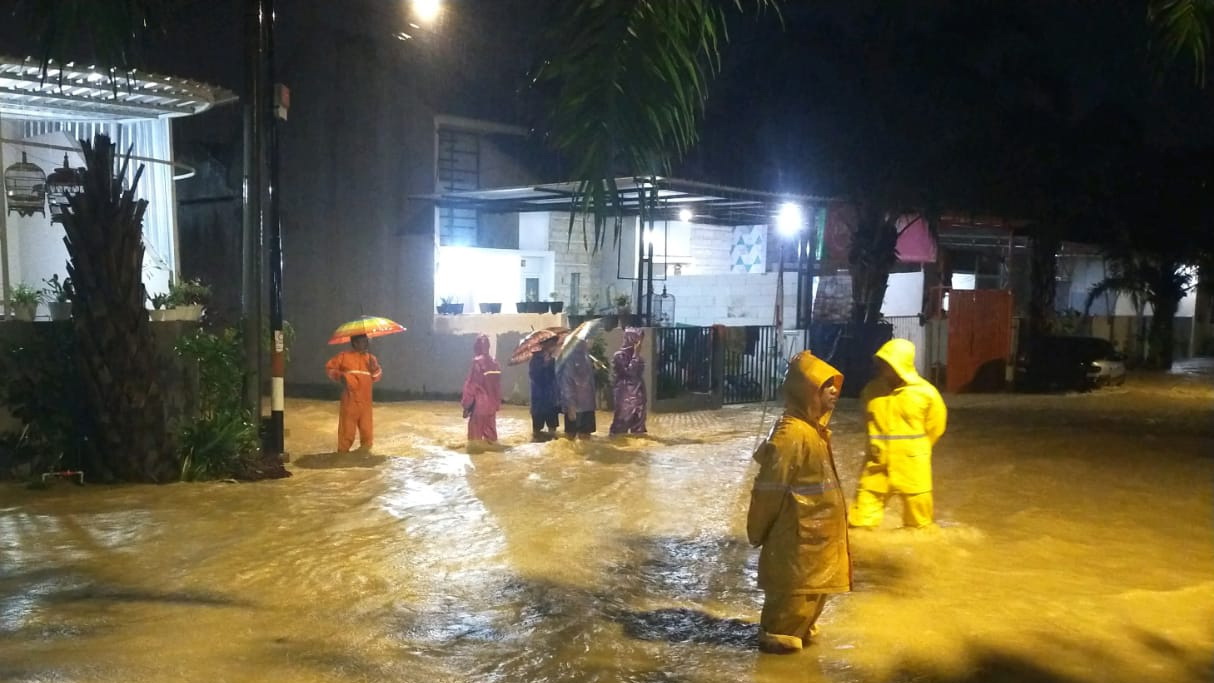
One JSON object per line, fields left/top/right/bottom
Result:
{"left": 881, "top": 271, "right": 924, "bottom": 317}
{"left": 1066, "top": 255, "right": 1198, "bottom": 317}
{"left": 435, "top": 245, "right": 554, "bottom": 310}
{"left": 1, "top": 123, "right": 174, "bottom": 317}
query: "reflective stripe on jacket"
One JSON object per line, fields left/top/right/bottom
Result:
{"left": 747, "top": 353, "right": 851, "bottom": 595}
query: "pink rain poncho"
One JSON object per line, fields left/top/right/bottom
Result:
{"left": 610, "top": 327, "right": 647, "bottom": 435}
{"left": 461, "top": 334, "right": 502, "bottom": 442}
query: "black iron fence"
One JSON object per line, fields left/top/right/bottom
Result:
{"left": 720, "top": 326, "right": 792, "bottom": 405}
{"left": 653, "top": 326, "right": 715, "bottom": 400}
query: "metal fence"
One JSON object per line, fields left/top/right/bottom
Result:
{"left": 719, "top": 326, "right": 776, "bottom": 404}
{"left": 653, "top": 327, "right": 715, "bottom": 400}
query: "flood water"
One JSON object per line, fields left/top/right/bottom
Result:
{"left": 2, "top": 363, "right": 1212, "bottom": 682}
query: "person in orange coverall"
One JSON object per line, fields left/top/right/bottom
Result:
{"left": 325, "top": 334, "right": 382, "bottom": 452}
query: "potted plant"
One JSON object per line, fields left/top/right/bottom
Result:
{"left": 42, "top": 275, "right": 73, "bottom": 321}
{"left": 437, "top": 296, "right": 463, "bottom": 315}
{"left": 148, "top": 292, "right": 171, "bottom": 321}
{"left": 9, "top": 283, "right": 42, "bottom": 321}
{"left": 478, "top": 302, "right": 502, "bottom": 314}
{"left": 614, "top": 294, "right": 632, "bottom": 315}
{"left": 166, "top": 278, "right": 209, "bottom": 321}
{"left": 547, "top": 291, "right": 564, "bottom": 314}
{"left": 517, "top": 294, "right": 544, "bottom": 314}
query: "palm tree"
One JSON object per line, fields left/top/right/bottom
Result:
{"left": 61, "top": 135, "right": 179, "bottom": 482}
{"left": 531, "top": 0, "right": 777, "bottom": 250}
{"left": 1148, "top": 0, "right": 1214, "bottom": 83}
{"left": 1084, "top": 254, "right": 1196, "bottom": 368}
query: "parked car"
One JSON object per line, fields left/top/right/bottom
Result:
{"left": 1016, "top": 335, "right": 1126, "bottom": 392}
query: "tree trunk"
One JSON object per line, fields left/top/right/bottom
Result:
{"left": 1146, "top": 294, "right": 1180, "bottom": 369}
{"left": 848, "top": 208, "right": 898, "bottom": 325}
{"left": 1028, "top": 230, "right": 1060, "bottom": 344}
{"left": 60, "top": 135, "right": 178, "bottom": 482}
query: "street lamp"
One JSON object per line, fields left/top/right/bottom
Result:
{"left": 411, "top": 0, "right": 442, "bottom": 24}
{"left": 776, "top": 201, "right": 804, "bottom": 238}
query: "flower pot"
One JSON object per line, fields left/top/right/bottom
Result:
{"left": 11, "top": 303, "right": 36, "bottom": 321}
{"left": 518, "top": 302, "right": 546, "bottom": 314}
{"left": 600, "top": 314, "right": 619, "bottom": 331}
{"left": 548, "top": 301, "right": 564, "bottom": 314}
{"left": 47, "top": 302, "right": 72, "bottom": 321}
{"left": 437, "top": 303, "right": 463, "bottom": 315}
{"left": 479, "top": 303, "right": 502, "bottom": 314}
{"left": 175, "top": 304, "right": 204, "bottom": 322}
{"left": 150, "top": 309, "right": 171, "bottom": 322}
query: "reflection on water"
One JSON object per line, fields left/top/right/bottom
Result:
{"left": 1, "top": 368, "right": 1212, "bottom": 682}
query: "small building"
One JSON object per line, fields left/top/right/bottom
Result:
{"left": 0, "top": 56, "right": 235, "bottom": 316}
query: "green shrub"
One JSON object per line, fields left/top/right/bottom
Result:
{"left": 0, "top": 326, "right": 95, "bottom": 479}
{"left": 174, "top": 328, "right": 258, "bottom": 481}
{"left": 166, "top": 278, "right": 210, "bottom": 307}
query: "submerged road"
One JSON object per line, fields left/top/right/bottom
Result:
{"left": 2, "top": 362, "right": 1211, "bottom": 682}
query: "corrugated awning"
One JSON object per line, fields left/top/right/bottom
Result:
{"left": 0, "top": 56, "right": 237, "bottom": 120}
{"left": 414, "top": 176, "right": 836, "bottom": 226}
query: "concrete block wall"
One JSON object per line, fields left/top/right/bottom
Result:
{"left": 659, "top": 272, "right": 799, "bottom": 327}
{"left": 687, "top": 223, "right": 735, "bottom": 275}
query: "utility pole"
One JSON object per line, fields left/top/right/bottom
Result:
{"left": 266, "top": 0, "right": 287, "bottom": 459}
{"left": 242, "top": 0, "right": 267, "bottom": 425}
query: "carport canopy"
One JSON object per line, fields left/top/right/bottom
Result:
{"left": 415, "top": 176, "right": 834, "bottom": 226}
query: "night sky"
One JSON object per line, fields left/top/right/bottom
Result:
{"left": 4, "top": 1, "right": 1212, "bottom": 213}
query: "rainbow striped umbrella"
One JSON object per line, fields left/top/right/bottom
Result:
{"left": 328, "top": 316, "right": 407, "bottom": 345}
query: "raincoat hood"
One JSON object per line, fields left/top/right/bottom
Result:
{"left": 782, "top": 352, "right": 843, "bottom": 427}
{"left": 622, "top": 327, "right": 644, "bottom": 348}
{"left": 473, "top": 334, "right": 491, "bottom": 357}
{"left": 874, "top": 338, "right": 921, "bottom": 384}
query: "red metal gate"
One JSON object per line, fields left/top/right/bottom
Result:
{"left": 947, "top": 290, "right": 1013, "bottom": 393}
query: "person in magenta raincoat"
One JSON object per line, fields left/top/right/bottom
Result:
{"left": 609, "top": 327, "right": 647, "bottom": 435}
{"left": 558, "top": 338, "right": 597, "bottom": 439}
{"left": 461, "top": 334, "right": 502, "bottom": 443}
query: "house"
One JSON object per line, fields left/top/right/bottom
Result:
{"left": 1, "top": 56, "right": 235, "bottom": 315}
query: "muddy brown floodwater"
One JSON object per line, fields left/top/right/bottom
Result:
{"left": 2, "top": 362, "right": 1212, "bottom": 682}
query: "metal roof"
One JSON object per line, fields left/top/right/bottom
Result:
{"left": 0, "top": 56, "right": 237, "bottom": 121}
{"left": 416, "top": 176, "right": 836, "bottom": 226}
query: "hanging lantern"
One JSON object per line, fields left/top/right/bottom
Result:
{"left": 3, "top": 152, "right": 47, "bottom": 218}
{"left": 46, "top": 154, "right": 84, "bottom": 225}
{"left": 653, "top": 286, "right": 676, "bottom": 327}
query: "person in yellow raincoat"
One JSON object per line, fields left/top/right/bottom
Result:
{"left": 747, "top": 352, "right": 850, "bottom": 653}
{"left": 848, "top": 338, "right": 947, "bottom": 529}
{"left": 325, "top": 334, "right": 382, "bottom": 452}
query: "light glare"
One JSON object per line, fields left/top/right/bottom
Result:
{"left": 411, "top": 0, "right": 441, "bottom": 23}
{"left": 776, "top": 202, "right": 804, "bottom": 238}
{"left": 678, "top": 208, "right": 693, "bottom": 222}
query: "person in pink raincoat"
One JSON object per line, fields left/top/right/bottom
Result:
{"left": 461, "top": 334, "right": 502, "bottom": 443}
{"left": 609, "top": 327, "right": 647, "bottom": 435}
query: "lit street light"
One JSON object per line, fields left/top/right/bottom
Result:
{"left": 776, "top": 201, "right": 804, "bottom": 238}
{"left": 411, "top": 0, "right": 442, "bottom": 24}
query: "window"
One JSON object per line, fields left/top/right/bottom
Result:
{"left": 437, "top": 128, "right": 480, "bottom": 246}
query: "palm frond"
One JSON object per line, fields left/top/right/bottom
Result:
{"left": 1148, "top": 0, "right": 1214, "bottom": 84}
{"left": 535, "top": 0, "right": 779, "bottom": 251}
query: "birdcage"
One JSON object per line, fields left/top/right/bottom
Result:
{"left": 46, "top": 154, "right": 84, "bottom": 225}
{"left": 3, "top": 152, "right": 47, "bottom": 218}
{"left": 653, "top": 286, "right": 676, "bottom": 327}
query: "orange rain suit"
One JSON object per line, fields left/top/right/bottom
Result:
{"left": 325, "top": 350, "right": 382, "bottom": 452}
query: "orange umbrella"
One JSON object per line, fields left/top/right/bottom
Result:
{"left": 328, "top": 316, "right": 407, "bottom": 345}
{"left": 509, "top": 326, "right": 569, "bottom": 366}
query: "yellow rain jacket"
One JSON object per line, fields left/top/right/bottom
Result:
{"left": 858, "top": 339, "right": 947, "bottom": 495}
{"left": 747, "top": 353, "right": 851, "bottom": 595}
